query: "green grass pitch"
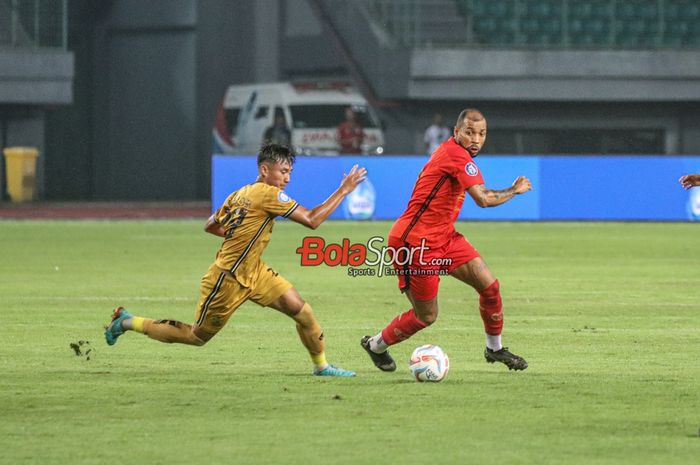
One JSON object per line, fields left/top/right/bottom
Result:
{"left": 1, "top": 220, "right": 699, "bottom": 465}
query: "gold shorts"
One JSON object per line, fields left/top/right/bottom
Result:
{"left": 194, "top": 261, "right": 292, "bottom": 335}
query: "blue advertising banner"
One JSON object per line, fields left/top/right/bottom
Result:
{"left": 539, "top": 156, "right": 699, "bottom": 220}
{"left": 212, "top": 154, "right": 700, "bottom": 221}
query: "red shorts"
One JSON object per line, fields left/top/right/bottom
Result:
{"left": 387, "top": 232, "right": 480, "bottom": 301}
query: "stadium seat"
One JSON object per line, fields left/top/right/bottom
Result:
{"left": 633, "top": 34, "right": 658, "bottom": 48}
{"left": 474, "top": 17, "right": 497, "bottom": 35}
{"left": 570, "top": 34, "right": 590, "bottom": 47}
{"left": 614, "top": 7, "right": 662, "bottom": 48}
{"left": 522, "top": 0, "right": 562, "bottom": 18}
{"left": 470, "top": 0, "right": 488, "bottom": 17}
{"left": 616, "top": 2, "right": 637, "bottom": 19}
{"left": 689, "top": 3, "right": 700, "bottom": 18}
{"left": 663, "top": 35, "right": 684, "bottom": 47}
{"left": 569, "top": 2, "right": 593, "bottom": 18}
{"left": 569, "top": 18, "right": 584, "bottom": 35}
{"left": 471, "top": 0, "right": 516, "bottom": 46}
{"left": 485, "top": 0, "right": 514, "bottom": 17}
{"left": 625, "top": 19, "right": 649, "bottom": 35}
{"left": 515, "top": 0, "right": 563, "bottom": 46}
{"left": 665, "top": 21, "right": 689, "bottom": 37}
{"left": 571, "top": 31, "right": 611, "bottom": 47}
{"left": 567, "top": 0, "right": 614, "bottom": 47}
{"left": 542, "top": 19, "right": 562, "bottom": 35}
{"left": 585, "top": 19, "right": 608, "bottom": 35}
{"left": 456, "top": 0, "right": 470, "bottom": 17}
{"left": 591, "top": 1, "right": 612, "bottom": 17}
{"left": 664, "top": 1, "right": 682, "bottom": 19}
{"left": 521, "top": 18, "right": 540, "bottom": 34}
{"left": 665, "top": 0, "right": 700, "bottom": 19}
{"left": 638, "top": 2, "right": 659, "bottom": 19}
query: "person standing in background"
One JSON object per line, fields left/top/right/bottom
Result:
{"left": 337, "top": 107, "right": 364, "bottom": 154}
{"left": 262, "top": 109, "right": 292, "bottom": 147}
{"left": 424, "top": 113, "right": 451, "bottom": 155}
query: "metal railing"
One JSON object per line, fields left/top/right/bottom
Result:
{"left": 0, "top": 0, "right": 67, "bottom": 49}
{"left": 366, "top": 0, "right": 700, "bottom": 49}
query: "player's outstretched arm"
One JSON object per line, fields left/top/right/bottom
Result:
{"left": 288, "top": 165, "right": 367, "bottom": 229}
{"left": 204, "top": 214, "right": 226, "bottom": 237}
{"left": 467, "top": 176, "right": 532, "bottom": 208}
{"left": 679, "top": 174, "right": 700, "bottom": 190}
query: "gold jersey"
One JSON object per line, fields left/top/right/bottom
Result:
{"left": 212, "top": 182, "right": 298, "bottom": 287}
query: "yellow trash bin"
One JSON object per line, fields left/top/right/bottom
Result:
{"left": 3, "top": 147, "right": 39, "bottom": 202}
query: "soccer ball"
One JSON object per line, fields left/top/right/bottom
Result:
{"left": 409, "top": 344, "right": 449, "bottom": 382}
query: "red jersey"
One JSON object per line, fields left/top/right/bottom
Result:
{"left": 389, "top": 137, "right": 484, "bottom": 247}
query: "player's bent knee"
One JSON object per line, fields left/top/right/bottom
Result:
{"left": 287, "top": 301, "right": 306, "bottom": 317}
{"left": 415, "top": 309, "right": 438, "bottom": 326}
{"left": 292, "top": 302, "right": 317, "bottom": 326}
{"left": 191, "top": 327, "right": 213, "bottom": 346}
{"left": 276, "top": 289, "right": 306, "bottom": 316}
{"left": 479, "top": 279, "right": 501, "bottom": 301}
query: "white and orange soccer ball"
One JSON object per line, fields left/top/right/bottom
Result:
{"left": 409, "top": 344, "right": 449, "bottom": 382}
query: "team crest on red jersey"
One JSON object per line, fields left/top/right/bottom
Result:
{"left": 465, "top": 162, "right": 479, "bottom": 176}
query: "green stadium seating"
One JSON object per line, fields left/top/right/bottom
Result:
{"left": 690, "top": 3, "right": 700, "bottom": 18}
{"left": 486, "top": 0, "right": 515, "bottom": 17}
{"left": 591, "top": 1, "right": 612, "bottom": 16}
{"left": 457, "top": 0, "right": 700, "bottom": 49}
{"left": 617, "top": 1, "right": 658, "bottom": 19}
{"left": 569, "top": 2, "right": 592, "bottom": 18}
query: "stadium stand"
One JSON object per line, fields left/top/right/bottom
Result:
{"left": 368, "top": 0, "right": 469, "bottom": 46}
{"left": 372, "top": 0, "right": 700, "bottom": 49}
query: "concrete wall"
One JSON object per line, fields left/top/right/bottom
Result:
{"left": 278, "top": 0, "right": 347, "bottom": 80}
{"left": 0, "top": 50, "right": 74, "bottom": 104}
{"left": 409, "top": 49, "right": 700, "bottom": 101}
{"left": 88, "top": 0, "right": 197, "bottom": 200}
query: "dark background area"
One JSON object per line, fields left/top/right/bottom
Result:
{"left": 3, "top": 0, "right": 700, "bottom": 201}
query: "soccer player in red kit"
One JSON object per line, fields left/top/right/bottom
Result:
{"left": 680, "top": 173, "right": 700, "bottom": 189}
{"left": 361, "top": 109, "right": 532, "bottom": 371}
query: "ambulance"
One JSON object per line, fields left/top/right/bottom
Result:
{"left": 213, "top": 81, "right": 385, "bottom": 155}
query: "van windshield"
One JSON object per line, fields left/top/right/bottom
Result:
{"left": 289, "top": 104, "right": 380, "bottom": 129}
{"left": 225, "top": 108, "right": 241, "bottom": 136}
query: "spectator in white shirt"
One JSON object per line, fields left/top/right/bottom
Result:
{"left": 423, "top": 113, "right": 451, "bottom": 155}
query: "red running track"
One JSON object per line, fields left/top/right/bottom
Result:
{"left": 0, "top": 202, "right": 211, "bottom": 219}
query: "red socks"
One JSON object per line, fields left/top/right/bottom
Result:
{"left": 479, "top": 279, "right": 503, "bottom": 336}
{"left": 381, "top": 308, "right": 428, "bottom": 345}
{"left": 380, "top": 280, "right": 503, "bottom": 346}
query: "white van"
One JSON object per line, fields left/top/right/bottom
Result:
{"left": 213, "top": 81, "right": 385, "bottom": 155}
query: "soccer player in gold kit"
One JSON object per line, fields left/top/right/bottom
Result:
{"left": 105, "top": 143, "right": 366, "bottom": 376}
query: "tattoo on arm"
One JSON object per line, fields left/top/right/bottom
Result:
{"left": 488, "top": 188, "right": 516, "bottom": 203}
{"left": 470, "top": 184, "right": 516, "bottom": 207}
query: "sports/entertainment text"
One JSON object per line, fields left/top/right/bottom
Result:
{"left": 295, "top": 236, "right": 451, "bottom": 277}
